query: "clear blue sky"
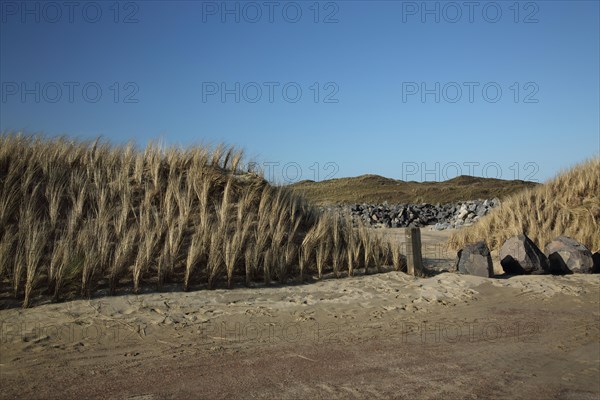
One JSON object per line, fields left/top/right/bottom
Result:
{"left": 1, "top": 0, "right": 599, "bottom": 183}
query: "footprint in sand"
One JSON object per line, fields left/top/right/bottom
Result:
{"left": 295, "top": 311, "right": 316, "bottom": 322}
{"left": 244, "top": 307, "right": 274, "bottom": 317}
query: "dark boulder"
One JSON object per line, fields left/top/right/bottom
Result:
{"left": 500, "top": 234, "right": 549, "bottom": 275}
{"left": 592, "top": 252, "right": 600, "bottom": 273}
{"left": 455, "top": 241, "right": 494, "bottom": 277}
{"left": 545, "top": 236, "right": 594, "bottom": 274}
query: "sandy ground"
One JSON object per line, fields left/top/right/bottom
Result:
{"left": 1, "top": 229, "right": 599, "bottom": 399}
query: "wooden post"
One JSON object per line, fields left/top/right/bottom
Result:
{"left": 405, "top": 227, "right": 424, "bottom": 277}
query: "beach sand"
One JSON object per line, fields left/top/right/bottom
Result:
{"left": 1, "top": 229, "right": 598, "bottom": 399}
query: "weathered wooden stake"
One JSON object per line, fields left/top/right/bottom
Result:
{"left": 405, "top": 227, "right": 424, "bottom": 277}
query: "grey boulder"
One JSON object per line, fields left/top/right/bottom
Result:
{"left": 456, "top": 241, "right": 494, "bottom": 277}
{"left": 545, "top": 236, "right": 594, "bottom": 274}
{"left": 500, "top": 234, "right": 549, "bottom": 275}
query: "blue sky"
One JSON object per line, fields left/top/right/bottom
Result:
{"left": 1, "top": 0, "right": 598, "bottom": 183}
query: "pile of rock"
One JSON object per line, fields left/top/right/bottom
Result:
{"left": 455, "top": 234, "right": 600, "bottom": 278}
{"left": 342, "top": 199, "right": 500, "bottom": 230}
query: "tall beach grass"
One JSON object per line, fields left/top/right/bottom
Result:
{"left": 448, "top": 158, "right": 600, "bottom": 253}
{"left": 0, "top": 133, "right": 396, "bottom": 307}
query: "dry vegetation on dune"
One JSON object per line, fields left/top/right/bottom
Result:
{"left": 0, "top": 134, "right": 401, "bottom": 308}
{"left": 290, "top": 174, "right": 538, "bottom": 205}
{"left": 448, "top": 158, "right": 600, "bottom": 253}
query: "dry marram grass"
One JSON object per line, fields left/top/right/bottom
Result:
{"left": 448, "top": 158, "right": 600, "bottom": 253}
{"left": 0, "top": 133, "right": 397, "bottom": 307}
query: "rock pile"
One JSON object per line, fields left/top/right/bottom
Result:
{"left": 343, "top": 199, "right": 500, "bottom": 230}
{"left": 456, "top": 234, "right": 599, "bottom": 277}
